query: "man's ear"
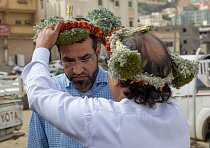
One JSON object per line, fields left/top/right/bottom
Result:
{"left": 96, "top": 44, "right": 101, "bottom": 60}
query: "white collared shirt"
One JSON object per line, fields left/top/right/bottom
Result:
{"left": 22, "top": 48, "right": 190, "bottom": 148}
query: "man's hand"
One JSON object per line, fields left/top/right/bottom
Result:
{"left": 35, "top": 21, "right": 63, "bottom": 49}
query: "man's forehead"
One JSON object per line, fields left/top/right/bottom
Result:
{"left": 60, "top": 46, "right": 95, "bottom": 59}
{"left": 62, "top": 53, "right": 92, "bottom": 59}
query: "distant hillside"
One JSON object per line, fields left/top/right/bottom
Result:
{"left": 138, "top": 1, "right": 176, "bottom": 14}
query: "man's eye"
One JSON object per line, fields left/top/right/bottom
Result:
{"left": 81, "top": 57, "right": 91, "bottom": 62}
{"left": 64, "top": 59, "right": 74, "bottom": 63}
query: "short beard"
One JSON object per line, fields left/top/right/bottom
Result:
{"left": 70, "top": 67, "right": 98, "bottom": 92}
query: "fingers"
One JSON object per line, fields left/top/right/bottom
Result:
{"left": 54, "top": 21, "right": 63, "bottom": 32}
{"left": 45, "top": 25, "right": 53, "bottom": 30}
{"left": 37, "top": 29, "right": 41, "bottom": 34}
{"left": 53, "top": 20, "right": 64, "bottom": 37}
{"left": 35, "top": 20, "right": 63, "bottom": 49}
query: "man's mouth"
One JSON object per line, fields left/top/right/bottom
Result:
{"left": 72, "top": 76, "right": 88, "bottom": 81}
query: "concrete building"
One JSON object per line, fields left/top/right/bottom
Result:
{"left": 199, "top": 26, "right": 210, "bottom": 54}
{"left": 177, "top": 8, "right": 210, "bottom": 26}
{"left": 162, "top": 7, "right": 176, "bottom": 17}
{"left": 138, "top": 0, "right": 166, "bottom": 6}
{"left": 139, "top": 12, "right": 171, "bottom": 26}
{"left": 178, "top": 0, "right": 191, "bottom": 13}
{"left": 196, "top": 0, "right": 210, "bottom": 11}
{"left": 157, "top": 25, "right": 200, "bottom": 55}
{"left": 178, "top": 25, "right": 200, "bottom": 54}
{"left": 0, "top": 0, "right": 39, "bottom": 70}
{"left": 153, "top": 31, "right": 180, "bottom": 54}
{"left": 40, "top": 0, "right": 139, "bottom": 28}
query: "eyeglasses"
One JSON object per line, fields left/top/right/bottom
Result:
{"left": 62, "top": 56, "right": 95, "bottom": 69}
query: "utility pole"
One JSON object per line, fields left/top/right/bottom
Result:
{"left": 4, "top": 37, "right": 8, "bottom": 64}
{"left": 191, "top": 48, "right": 202, "bottom": 146}
{"left": 44, "top": 0, "right": 47, "bottom": 19}
{"left": 173, "top": 0, "right": 178, "bottom": 54}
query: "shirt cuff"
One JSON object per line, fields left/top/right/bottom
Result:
{"left": 32, "top": 47, "right": 50, "bottom": 64}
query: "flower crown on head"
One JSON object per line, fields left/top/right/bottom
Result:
{"left": 33, "top": 7, "right": 121, "bottom": 45}
{"left": 107, "top": 25, "right": 199, "bottom": 89}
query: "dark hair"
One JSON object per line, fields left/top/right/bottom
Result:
{"left": 121, "top": 32, "right": 172, "bottom": 107}
{"left": 89, "top": 34, "right": 98, "bottom": 51}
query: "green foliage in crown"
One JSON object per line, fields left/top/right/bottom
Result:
{"left": 32, "top": 16, "right": 91, "bottom": 44}
{"left": 33, "top": 16, "right": 61, "bottom": 31}
{"left": 87, "top": 8, "right": 121, "bottom": 38}
{"left": 108, "top": 45, "right": 143, "bottom": 80}
{"left": 171, "top": 53, "right": 199, "bottom": 89}
{"left": 32, "top": 16, "right": 62, "bottom": 40}
{"left": 56, "top": 29, "right": 89, "bottom": 45}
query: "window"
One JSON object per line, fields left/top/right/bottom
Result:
{"left": 182, "top": 50, "right": 188, "bottom": 55}
{"left": 200, "top": 63, "right": 203, "bottom": 75}
{"left": 164, "top": 41, "right": 173, "bottom": 47}
{"left": 129, "top": 21, "right": 133, "bottom": 27}
{"left": 128, "top": 1, "right": 132, "bottom": 7}
{"left": 204, "top": 63, "right": 206, "bottom": 73}
{"left": 40, "top": 0, "right": 44, "bottom": 9}
{"left": 25, "top": 19, "right": 33, "bottom": 25}
{"left": 17, "top": 0, "right": 27, "bottom": 3}
{"left": 183, "top": 40, "right": 187, "bottom": 44}
{"left": 115, "top": 0, "right": 119, "bottom": 6}
{"left": 183, "top": 28, "right": 187, "bottom": 32}
{"left": 16, "top": 20, "right": 21, "bottom": 25}
{"left": 98, "top": 0, "right": 102, "bottom": 5}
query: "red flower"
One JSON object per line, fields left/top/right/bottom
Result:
{"left": 139, "top": 81, "right": 144, "bottom": 86}
{"left": 59, "top": 21, "right": 104, "bottom": 41}
{"left": 104, "top": 26, "right": 125, "bottom": 56}
{"left": 60, "top": 24, "right": 65, "bottom": 32}
{"left": 74, "top": 22, "right": 79, "bottom": 28}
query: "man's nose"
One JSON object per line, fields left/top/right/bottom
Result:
{"left": 72, "top": 63, "right": 84, "bottom": 74}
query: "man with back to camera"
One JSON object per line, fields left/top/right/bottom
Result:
{"left": 27, "top": 8, "right": 121, "bottom": 148}
{"left": 23, "top": 22, "right": 194, "bottom": 148}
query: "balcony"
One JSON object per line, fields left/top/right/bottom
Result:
{"left": 200, "top": 34, "right": 210, "bottom": 43}
{"left": 10, "top": 25, "right": 33, "bottom": 35}
{"left": 0, "top": 0, "right": 8, "bottom": 11}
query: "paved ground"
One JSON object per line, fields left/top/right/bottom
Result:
{"left": 191, "top": 141, "right": 209, "bottom": 148}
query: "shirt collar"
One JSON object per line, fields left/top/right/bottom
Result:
{"left": 64, "top": 66, "right": 109, "bottom": 88}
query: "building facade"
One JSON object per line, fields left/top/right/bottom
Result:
{"left": 157, "top": 25, "right": 200, "bottom": 55}
{"left": 153, "top": 31, "right": 180, "bottom": 54}
{"left": 40, "top": 0, "right": 139, "bottom": 27}
{"left": 138, "top": 0, "right": 166, "bottom": 6}
{"left": 0, "top": 0, "right": 39, "bottom": 69}
{"left": 177, "top": 9, "right": 210, "bottom": 26}
{"left": 199, "top": 26, "right": 210, "bottom": 54}
{"left": 139, "top": 12, "right": 171, "bottom": 26}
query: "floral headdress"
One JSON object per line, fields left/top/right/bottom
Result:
{"left": 33, "top": 6, "right": 121, "bottom": 45}
{"left": 107, "top": 25, "right": 199, "bottom": 89}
